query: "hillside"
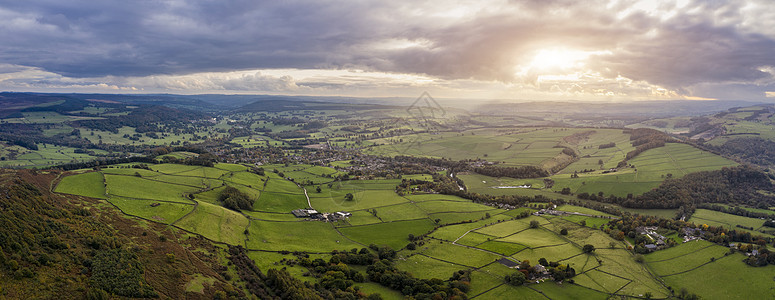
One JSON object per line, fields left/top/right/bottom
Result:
{"left": 0, "top": 169, "right": 244, "bottom": 299}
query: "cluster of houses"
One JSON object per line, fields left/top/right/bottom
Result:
{"left": 496, "top": 258, "right": 552, "bottom": 283}
{"left": 681, "top": 227, "right": 704, "bottom": 243}
{"left": 291, "top": 208, "right": 352, "bottom": 222}
{"left": 636, "top": 226, "right": 667, "bottom": 252}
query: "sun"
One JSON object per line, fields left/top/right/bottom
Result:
{"left": 528, "top": 48, "right": 589, "bottom": 70}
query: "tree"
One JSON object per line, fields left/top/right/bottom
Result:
{"left": 344, "top": 193, "right": 354, "bottom": 201}
{"left": 505, "top": 271, "right": 526, "bottom": 286}
{"left": 634, "top": 254, "right": 645, "bottom": 263}
{"left": 316, "top": 186, "right": 322, "bottom": 193}
{"left": 538, "top": 257, "right": 548, "bottom": 267}
{"left": 560, "top": 228, "right": 568, "bottom": 235}
{"left": 529, "top": 220, "right": 540, "bottom": 229}
{"left": 406, "top": 242, "right": 416, "bottom": 250}
{"left": 582, "top": 244, "right": 596, "bottom": 254}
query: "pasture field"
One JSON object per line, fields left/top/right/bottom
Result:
{"left": 175, "top": 201, "right": 249, "bottom": 245}
{"left": 429, "top": 215, "right": 515, "bottom": 242}
{"left": 256, "top": 192, "right": 308, "bottom": 212}
{"left": 657, "top": 250, "right": 775, "bottom": 299}
{"left": 473, "top": 284, "right": 551, "bottom": 300}
{"left": 454, "top": 231, "right": 495, "bottom": 247}
{"left": 108, "top": 196, "right": 193, "bottom": 224}
{"left": 54, "top": 171, "right": 106, "bottom": 199}
{"left": 646, "top": 241, "right": 730, "bottom": 276}
{"left": 246, "top": 220, "right": 360, "bottom": 252}
{"left": 337, "top": 219, "right": 436, "bottom": 249}
{"left": 104, "top": 174, "right": 197, "bottom": 202}
{"left": 393, "top": 254, "right": 467, "bottom": 280}
{"left": 371, "top": 203, "right": 431, "bottom": 222}
{"left": 688, "top": 209, "right": 771, "bottom": 237}
{"left": 414, "top": 199, "right": 498, "bottom": 214}
{"left": 709, "top": 203, "right": 775, "bottom": 216}
{"left": 365, "top": 127, "right": 583, "bottom": 167}
{"left": 417, "top": 240, "right": 501, "bottom": 268}
{"left": 430, "top": 210, "right": 501, "bottom": 225}
{"left": 311, "top": 189, "right": 408, "bottom": 212}
{"left": 476, "top": 240, "right": 527, "bottom": 256}
{"left": 474, "top": 216, "right": 549, "bottom": 237}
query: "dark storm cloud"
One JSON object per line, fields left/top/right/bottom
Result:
{"left": 0, "top": 0, "right": 773, "bottom": 97}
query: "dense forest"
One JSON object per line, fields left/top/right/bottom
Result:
{"left": 706, "top": 137, "right": 775, "bottom": 167}
{"left": 622, "top": 166, "right": 775, "bottom": 209}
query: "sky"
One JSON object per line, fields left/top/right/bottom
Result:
{"left": 0, "top": 0, "right": 774, "bottom": 101}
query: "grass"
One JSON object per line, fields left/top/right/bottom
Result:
{"left": 529, "top": 281, "right": 609, "bottom": 299}
{"left": 414, "top": 200, "right": 496, "bottom": 214}
{"left": 354, "top": 283, "right": 404, "bottom": 300}
{"left": 659, "top": 252, "right": 775, "bottom": 299}
{"left": 475, "top": 216, "right": 549, "bottom": 237}
{"left": 311, "top": 189, "right": 408, "bottom": 212}
{"left": 417, "top": 240, "right": 500, "bottom": 268}
{"left": 455, "top": 231, "right": 494, "bottom": 247}
{"left": 370, "top": 203, "right": 430, "bottom": 222}
{"left": 108, "top": 197, "right": 193, "bottom": 224}
{"left": 474, "top": 284, "right": 547, "bottom": 300}
{"left": 688, "top": 209, "right": 771, "bottom": 237}
{"left": 55, "top": 171, "right": 106, "bottom": 199}
{"left": 255, "top": 191, "right": 309, "bottom": 212}
{"left": 647, "top": 242, "right": 730, "bottom": 276}
{"left": 104, "top": 174, "right": 196, "bottom": 203}
{"left": 430, "top": 210, "right": 501, "bottom": 225}
{"left": 429, "top": 215, "right": 514, "bottom": 241}
{"left": 175, "top": 201, "right": 249, "bottom": 245}
{"left": 512, "top": 243, "right": 582, "bottom": 264}
{"left": 338, "top": 219, "right": 436, "bottom": 250}
{"left": 246, "top": 220, "right": 360, "bottom": 252}
{"left": 394, "top": 254, "right": 468, "bottom": 280}
{"left": 551, "top": 143, "right": 737, "bottom": 197}
{"left": 476, "top": 240, "right": 527, "bottom": 256}
{"left": 184, "top": 274, "right": 217, "bottom": 293}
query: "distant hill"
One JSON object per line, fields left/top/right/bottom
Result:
{"left": 235, "top": 99, "right": 399, "bottom": 112}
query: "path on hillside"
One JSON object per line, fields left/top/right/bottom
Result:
{"left": 302, "top": 186, "right": 312, "bottom": 208}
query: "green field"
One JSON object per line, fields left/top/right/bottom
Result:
{"left": 647, "top": 240, "right": 775, "bottom": 299}
{"left": 688, "top": 209, "right": 771, "bottom": 237}
{"left": 337, "top": 219, "right": 436, "bottom": 249}
{"left": 54, "top": 171, "right": 106, "bottom": 199}
{"left": 552, "top": 143, "right": 737, "bottom": 197}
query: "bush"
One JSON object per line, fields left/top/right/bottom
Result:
{"left": 529, "top": 220, "right": 540, "bottom": 228}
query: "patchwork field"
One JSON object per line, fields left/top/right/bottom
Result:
{"left": 551, "top": 143, "right": 737, "bottom": 197}
{"left": 646, "top": 240, "right": 775, "bottom": 299}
